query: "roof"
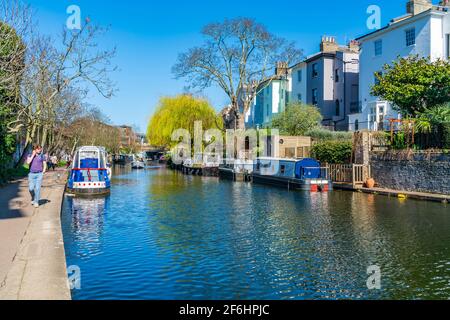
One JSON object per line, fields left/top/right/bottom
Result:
{"left": 356, "top": 7, "right": 448, "bottom": 42}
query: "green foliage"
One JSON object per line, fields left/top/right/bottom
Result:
{"left": 371, "top": 55, "right": 450, "bottom": 116}
{"left": 305, "top": 127, "right": 353, "bottom": 142}
{"left": 0, "top": 165, "right": 29, "bottom": 184}
{"left": 391, "top": 132, "right": 407, "bottom": 150}
{"left": 442, "top": 122, "right": 450, "bottom": 149}
{"left": 0, "top": 23, "right": 25, "bottom": 180}
{"left": 311, "top": 141, "right": 353, "bottom": 164}
{"left": 271, "top": 103, "right": 322, "bottom": 136}
{"left": 147, "top": 95, "right": 223, "bottom": 147}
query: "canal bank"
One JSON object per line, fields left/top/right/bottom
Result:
{"left": 333, "top": 183, "right": 450, "bottom": 204}
{"left": 0, "top": 171, "right": 71, "bottom": 300}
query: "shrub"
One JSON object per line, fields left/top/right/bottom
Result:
{"left": 306, "top": 128, "right": 353, "bottom": 142}
{"left": 311, "top": 141, "right": 353, "bottom": 164}
{"left": 442, "top": 122, "right": 450, "bottom": 149}
{"left": 0, "top": 165, "right": 29, "bottom": 184}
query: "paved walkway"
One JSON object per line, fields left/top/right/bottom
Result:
{"left": 334, "top": 183, "right": 450, "bottom": 203}
{"left": 0, "top": 170, "right": 71, "bottom": 300}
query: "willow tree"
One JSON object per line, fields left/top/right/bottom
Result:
{"left": 147, "top": 94, "right": 222, "bottom": 147}
{"left": 173, "top": 18, "right": 302, "bottom": 130}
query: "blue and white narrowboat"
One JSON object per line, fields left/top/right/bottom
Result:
{"left": 252, "top": 157, "right": 332, "bottom": 192}
{"left": 67, "top": 146, "right": 112, "bottom": 196}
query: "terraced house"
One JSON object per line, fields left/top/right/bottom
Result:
{"left": 246, "top": 38, "right": 360, "bottom": 131}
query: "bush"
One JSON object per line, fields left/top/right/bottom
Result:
{"left": 57, "top": 160, "right": 68, "bottom": 168}
{"left": 0, "top": 165, "right": 29, "bottom": 184}
{"left": 311, "top": 141, "right": 353, "bottom": 164}
{"left": 442, "top": 122, "right": 450, "bottom": 149}
{"left": 306, "top": 128, "right": 353, "bottom": 142}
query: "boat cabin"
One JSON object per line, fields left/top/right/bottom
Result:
{"left": 67, "top": 146, "right": 111, "bottom": 195}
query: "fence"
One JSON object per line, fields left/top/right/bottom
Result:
{"left": 328, "top": 164, "right": 371, "bottom": 187}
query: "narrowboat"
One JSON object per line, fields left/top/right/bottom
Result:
{"left": 219, "top": 159, "right": 254, "bottom": 182}
{"left": 67, "top": 146, "right": 112, "bottom": 196}
{"left": 252, "top": 157, "right": 332, "bottom": 192}
{"left": 131, "top": 155, "right": 146, "bottom": 169}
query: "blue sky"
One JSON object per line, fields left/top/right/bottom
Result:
{"left": 26, "top": 0, "right": 410, "bottom": 132}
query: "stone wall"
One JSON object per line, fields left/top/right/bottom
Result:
{"left": 370, "top": 151, "right": 450, "bottom": 195}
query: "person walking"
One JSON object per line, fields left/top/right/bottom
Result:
{"left": 27, "top": 145, "right": 46, "bottom": 208}
{"left": 51, "top": 155, "right": 58, "bottom": 171}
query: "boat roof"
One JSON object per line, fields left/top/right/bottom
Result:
{"left": 256, "top": 157, "right": 299, "bottom": 162}
{"left": 76, "top": 146, "right": 107, "bottom": 153}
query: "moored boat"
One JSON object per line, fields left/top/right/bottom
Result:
{"left": 67, "top": 146, "right": 112, "bottom": 196}
{"left": 252, "top": 157, "right": 332, "bottom": 192}
{"left": 131, "top": 161, "right": 146, "bottom": 170}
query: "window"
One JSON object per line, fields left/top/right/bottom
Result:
{"left": 335, "top": 100, "right": 340, "bottom": 116}
{"left": 297, "top": 70, "right": 302, "bottom": 82}
{"left": 335, "top": 68, "right": 340, "bottom": 82}
{"left": 312, "top": 63, "right": 319, "bottom": 77}
{"left": 355, "top": 120, "right": 359, "bottom": 131}
{"left": 447, "top": 34, "right": 450, "bottom": 59}
{"left": 297, "top": 94, "right": 302, "bottom": 102}
{"left": 374, "top": 71, "right": 382, "bottom": 85}
{"left": 280, "top": 165, "right": 286, "bottom": 174}
{"left": 297, "top": 147, "right": 310, "bottom": 158}
{"left": 405, "top": 28, "right": 416, "bottom": 47}
{"left": 374, "top": 39, "right": 382, "bottom": 56}
{"left": 312, "top": 89, "right": 318, "bottom": 105}
{"left": 284, "top": 148, "right": 296, "bottom": 159}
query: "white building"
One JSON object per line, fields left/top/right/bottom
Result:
{"left": 349, "top": 0, "right": 450, "bottom": 131}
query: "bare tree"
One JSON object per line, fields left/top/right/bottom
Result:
{"left": 173, "top": 18, "right": 302, "bottom": 129}
{"left": 8, "top": 18, "right": 117, "bottom": 164}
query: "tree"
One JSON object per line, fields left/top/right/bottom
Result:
{"left": 147, "top": 95, "right": 222, "bottom": 147}
{"left": 173, "top": 18, "right": 302, "bottom": 130}
{"left": 371, "top": 55, "right": 450, "bottom": 116}
{"left": 270, "top": 103, "right": 323, "bottom": 136}
{"left": 0, "top": 0, "right": 29, "bottom": 94}
{"left": 0, "top": 15, "right": 25, "bottom": 177}
{"left": 9, "top": 19, "right": 117, "bottom": 164}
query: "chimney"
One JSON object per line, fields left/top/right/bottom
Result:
{"left": 320, "top": 36, "right": 339, "bottom": 53}
{"left": 275, "top": 61, "right": 288, "bottom": 77}
{"left": 348, "top": 40, "right": 360, "bottom": 53}
{"left": 406, "top": 0, "right": 433, "bottom": 15}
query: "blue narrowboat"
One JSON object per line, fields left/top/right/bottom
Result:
{"left": 67, "top": 146, "right": 112, "bottom": 196}
{"left": 252, "top": 157, "right": 332, "bottom": 192}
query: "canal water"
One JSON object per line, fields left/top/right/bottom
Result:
{"left": 62, "top": 166, "right": 450, "bottom": 300}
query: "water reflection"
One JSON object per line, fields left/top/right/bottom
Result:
{"left": 62, "top": 196, "right": 108, "bottom": 259}
{"left": 62, "top": 168, "right": 450, "bottom": 300}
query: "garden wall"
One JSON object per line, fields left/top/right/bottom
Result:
{"left": 370, "top": 151, "right": 450, "bottom": 195}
